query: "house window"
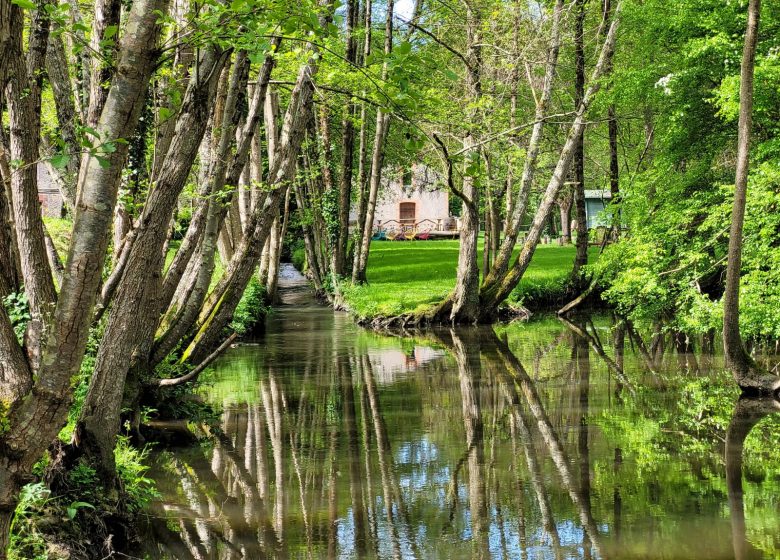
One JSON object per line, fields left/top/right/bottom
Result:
{"left": 399, "top": 202, "right": 416, "bottom": 224}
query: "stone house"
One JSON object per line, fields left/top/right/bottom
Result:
{"left": 355, "top": 163, "right": 452, "bottom": 232}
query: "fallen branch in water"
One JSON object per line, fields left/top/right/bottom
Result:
{"left": 557, "top": 277, "right": 598, "bottom": 315}
{"left": 154, "top": 332, "right": 239, "bottom": 387}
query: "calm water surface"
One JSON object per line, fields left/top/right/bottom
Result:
{"left": 142, "top": 270, "right": 780, "bottom": 559}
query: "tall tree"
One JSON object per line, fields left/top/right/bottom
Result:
{"left": 0, "top": 0, "right": 167, "bottom": 550}
{"left": 721, "top": 0, "right": 779, "bottom": 393}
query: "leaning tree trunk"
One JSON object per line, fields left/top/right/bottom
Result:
{"left": 75, "top": 46, "right": 231, "bottom": 479}
{"left": 722, "top": 0, "right": 780, "bottom": 393}
{"left": 183, "top": 61, "right": 317, "bottom": 364}
{"left": 0, "top": 0, "right": 166, "bottom": 551}
{"left": 483, "top": 0, "right": 563, "bottom": 286}
{"left": 478, "top": 3, "right": 622, "bottom": 318}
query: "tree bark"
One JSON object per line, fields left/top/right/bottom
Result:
{"left": 86, "top": 0, "right": 121, "bottom": 126}
{"left": 45, "top": 29, "right": 80, "bottom": 207}
{"left": 353, "top": 0, "right": 394, "bottom": 284}
{"left": 76, "top": 45, "right": 229, "bottom": 478}
{"left": 572, "top": 0, "right": 588, "bottom": 277}
{"left": 558, "top": 191, "right": 572, "bottom": 244}
{"left": 722, "top": 0, "right": 780, "bottom": 393}
{"left": 0, "top": 0, "right": 166, "bottom": 550}
{"left": 478, "top": 3, "right": 622, "bottom": 317}
{"left": 183, "top": 60, "right": 318, "bottom": 364}
{"left": 5, "top": 0, "right": 57, "bottom": 369}
{"left": 484, "top": 0, "right": 563, "bottom": 285}
{"left": 333, "top": 0, "right": 359, "bottom": 276}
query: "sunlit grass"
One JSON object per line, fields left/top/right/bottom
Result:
{"left": 342, "top": 239, "right": 599, "bottom": 319}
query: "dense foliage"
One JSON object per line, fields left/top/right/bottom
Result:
{"left": 590, "top": 0, "right": 780, "bottom": 340}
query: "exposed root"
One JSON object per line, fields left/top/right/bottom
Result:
{"left": 736, "top": 370, "right": 780, "bottom": 397}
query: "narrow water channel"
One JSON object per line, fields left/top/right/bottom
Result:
{"left": 141, "top": 265, "right": 780, "bottom": 559}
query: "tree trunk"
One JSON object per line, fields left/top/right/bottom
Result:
{"left": 452, "top": 185, "right": 480, "bottom": 322}
{"left": 351, "top": 0, "right": 373, "bottom": 279}
{"left": 333, "top": 0, "right": 359, "bottom": 276}
{"left": 559, "top": 193, "right": 572, "bottom": 244}
{"left": 449, "top": 1, "right": 482, "bottom": 323}
{"left": 478, "top": 3, "right": 622, "bottom": 317}
{"left": 572, "top": 0, "right": 588, "bottom": 277}
{"left": 6, "top": 0, "right": 57, "bottom": 370}
{"left": 484, "top": 0, "right": 563, "bottom": 285}
{"left": 722, "top": 0, "right": 779, "bottom": 393}
{"left": 0, "top": 0, "right": 166, "bottom": 548}
{"left": 76, "top": 45, "right": 230, "bottom": 478}
{"left": 45, "top": 30, "right": 80, "bottom": 207}
{"left": 353, "top": 0, "right": 394, "bottom": 284}
{"left": 184, "top": 60, "right": 318, "bottom": 364}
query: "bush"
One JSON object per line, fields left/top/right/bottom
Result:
{"left": 230, "top": 276, "right": 269, "bottom": 335}
{"left": 292, "top": 246, "right": 306, "bottom": 272}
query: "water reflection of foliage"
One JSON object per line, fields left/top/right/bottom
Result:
{"left": 143, "top": 310, "right": 780, "bottom": 559}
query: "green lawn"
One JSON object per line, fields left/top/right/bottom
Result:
{"left": 342, "top": 239, "right": 599, "bottom": 319}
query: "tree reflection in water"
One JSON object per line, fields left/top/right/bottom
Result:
{"left": 725, "top": 398, "right": 780, "bottom": 560}
{"left": 139, "top": 308, "right": 780, "bottom": 559}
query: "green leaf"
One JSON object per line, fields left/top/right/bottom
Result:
{"left": 82, "top": 126, "right": 100, "bottom": 138}
{"left": 51, "top": 154, "right": 70, "bottom": 169}
{"left": 11, "top": 0, "right": 36, "bottom": 10}
{"left": 66, "top": 501, "right": 94, "bottom": 520}
{"left": 103, "top": 25, "right": 118, "bottom": 40}
{"left": 395, "top": 41, "right": 412, "bottom": 56}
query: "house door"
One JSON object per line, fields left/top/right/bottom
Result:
{"left": 399, "top": 202, "right": 416, "bottom": 225}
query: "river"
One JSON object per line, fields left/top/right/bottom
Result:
{"left": 140, "top": 265, "right": 780, "bottom": 559}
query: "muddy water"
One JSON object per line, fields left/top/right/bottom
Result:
{"left": 142, "top": 267, "right": 780, "bottom": 559}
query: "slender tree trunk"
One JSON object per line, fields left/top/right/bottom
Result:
{"left": 572, "top": 0, "right": 588, "bottom": 277}
{"left": 484, "top": 0, "right": 563, "bottom": 285}
{"left": 333, "top": 0, "right": 359, "bottom": 276}
{"left": 45, "top": 30, "right": 80, "bottom": 207}
{"left": 184, "top": 60, "right": 318, "bottom": 364}
{"left": 267, "top": 188, "right": 291, "bottom": 304}
{"left": 353, "top": 0, "right": 394, "bottom": 284}
{"left": 478, "top": 4, "right": 621, "bottom": 317}
{"left": 722, "top": 0, "right": 779, "bottom": 393}
{"left": 559, "top": 193, "right": 572, "bottom": 244}
{"left": 450, "top": 1, "right": 482, "bottom": 323}
{"left": 86, "top": 0, "right": 121, "bottom": 126}
{"left": 6, "top": 0, "right": 57, "bottom": 370}
{"left": 0, "top": 152, "right": 21, "bottom": 297}
{"left": 351, "top": 0, "right": 372, "bottom": 280}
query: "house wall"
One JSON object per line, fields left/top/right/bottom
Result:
{"left": 350, "top": 163, "right": 452, "bottom": 230}
{"left": 37, "top": 163, "right": 63, "bottom": 218}
{"left": 373, "top": 183, "right": 449, "bottom": 227}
